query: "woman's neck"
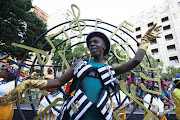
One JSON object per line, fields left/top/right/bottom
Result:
{"left": 92, "top": 55, "right": 104, "bottom": 64}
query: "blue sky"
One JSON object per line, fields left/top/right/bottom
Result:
{"left": 33, "top": 0, "right": 166, "bottom": 24}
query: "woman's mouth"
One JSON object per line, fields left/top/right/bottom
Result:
{"left": 90, "top": 47, "right": 97, "bottom": 52}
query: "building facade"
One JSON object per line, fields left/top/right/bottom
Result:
{"left": 128, "top": 0, "right": 180, "bottom": 72}
{"left": 31, "top": 2, "right": 48, "bottom": 22}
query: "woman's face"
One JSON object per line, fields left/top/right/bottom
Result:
{"left": 88, "top": 36, "right": 106, "bottom": 57}
{"left": 0, "top": 69, "right": 9, "bottom": 79}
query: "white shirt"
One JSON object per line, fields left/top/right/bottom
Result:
{"left": 0, "top": 80, "right": 20, "bottom": 97}
{"left": 143, "top": 94, "right": 164, "bottom": 112}
{"left": 112, "top": 90, "right": 129, "bottom": 107}
{"left": 39, "top": 92, "right": 64, "bottom": 116}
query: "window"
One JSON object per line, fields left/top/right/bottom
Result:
{"left": 65, "top": 18, "right": 69, "bottom": 22}
{"left": 165, "top": 34, "right": 173, "bottom": 40}
{"left": 156, "top": 59, "right": 160, "bottom": 62}
{"left": 66, "top": 13, "right": 70, "bottom": 17}
{"left": 167, "top": 45, "right": 176, "bottom": 52}
{"left": 136, "top": 34, "right": 141, "bottom": 39}
{"left": 136, "top": 27, "right": 141, "bottom": 31}
{"left": 151, "top": 48, "right": 158, "bottom": 55}
{"left": 169, "top": 56, "right": 179, "bottom": 64}
{"left": 178, "top": 2, "right": 180, "bottom": 7}
{"left": 150, "top": 39, "right": 157, "bottom": 45}
{"left": 163, "top": 25, "right": 171, "bottom": 30}
{"left": 161, "top": 16, "right": 169, "bottom": 22}
{"left": 147, "top": 22, "right": 153, "bottom": 27}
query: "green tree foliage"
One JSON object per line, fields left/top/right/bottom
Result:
{"left": 165, "top": 66, "right": 180, "bottom": 81}
{"left": 51, "top": 37, "right": 88, "bottom": 71}
{"left": 51, "top": 38, "right": 72, "bottom": 67}
{"left": 0, "top": 0, "right": 47, "bottom": 57}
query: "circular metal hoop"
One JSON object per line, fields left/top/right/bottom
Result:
{"left": 14, "top": 19, "right": 156, "bottom": 120}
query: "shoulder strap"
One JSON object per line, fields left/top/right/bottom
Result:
{"left": 153, "top": 99, "right": 158, "bottom": 111}
{"left": 6, "top": 81, "right": 15, "bottom": 94}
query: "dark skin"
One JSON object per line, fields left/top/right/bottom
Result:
{"left": 161, "top": 76, "right": 169, "bottom": 88}
{"left": 46, "top": 36, "right": 145, "bottom": 88}
{"left": 0, "top": 69, "right": 9, "bottom": 81}
{"left": 0, "top": 69, "right": 12, "bottom": 100}
{"left": 6, "top": 59, "right": 14, "bottom": 65}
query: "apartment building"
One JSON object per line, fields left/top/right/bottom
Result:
{"left": 128, "top": 0, "right": 180, "bottom": 71}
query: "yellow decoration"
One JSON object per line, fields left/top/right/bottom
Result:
{"left": 71, "top": 90, "right": 76, "bottom": 97}
{"left": 94, "top": 18, "right": 102, "bottom": 30}
{"left": 34, "top": 98, "right": 64, "bottom": 120}
{"left": 12, "top": 43, "right": 49, "bottom": 65}
{"left": 57, "top": 50, "right": 70, "bottom": 71}
{"left": 173, "top": 88, "right": 180, "bottom": 119}
{"left": 69, "top": 4, "right": 86, "bottom": 38}
{"left": 119, "top": 80, "right": 158, "bottom": 120}
{"left": 8, "top": 88, "right": 48, "bottom": 104}
{"left": 7, "top": 56, "right": 15, "bottom": 61}
{"left": 139, "top": 63, "right": 162, "bottom": 95}
{"left": 113, "top": 112, "right": 122, "bottom": 120}
{"left": 109, "top": 20, "right": 134, "bottom": 40}
{"left": 114, "top": 43, "right": 130, "bottom": 61}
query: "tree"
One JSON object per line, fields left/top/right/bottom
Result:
{"left": 165, "top": 66, "right": 180, "bottom": 81}
{"left": 51, "top": 38, "right": 89, "bottom": 71}
{"left": 0, "top": 0, "right": 47, "bottom": 57}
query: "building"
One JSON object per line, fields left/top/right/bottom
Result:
{"left": 31, "top": 2, "right": 48, "bottom": 22}
{"left": 128, "top": 0, "right": 180, "bottom": 72}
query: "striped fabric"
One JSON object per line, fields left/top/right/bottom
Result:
{"left": 0, "top": 103, "right": 14, "bottom": 120}
{"left": 66, "top": 89, "right": 93, "bottom": 120}
{"left": 96, "top": 90, "right": 113, "bottom": 120}
{"left": 73, "top": 59, "right": 116, "bottom": 87}
{"left": 38, "top": 107, "right": 57, "bottom": 120}
{"left": 98, "top": 65, "right": 116, "bottom": 85}
{"left": 73, "top": 60, "right": 92, "bottom": 80}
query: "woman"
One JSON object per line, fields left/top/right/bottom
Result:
{"left": 38, "top": 87, "right": 63, "bottom": 120}
{"left": 0, "top": 66, "right": 18, "bottom": 120}
{"left": 1, "top": 24, "right": 161, "bottom": 120}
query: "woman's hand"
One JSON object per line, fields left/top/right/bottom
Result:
{"left": 0, "top": 80, "right": 47, "bottom": 106}
{"left": 139, "top": 23, "right": 162, "bottom": 51}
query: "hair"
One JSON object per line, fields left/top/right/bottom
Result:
{"left": 6, "top": 73, "right": 16, "bottom": 82}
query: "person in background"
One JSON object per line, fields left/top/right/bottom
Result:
{"left": 160, "top": 75, "right": 171, "bottom": 109}
{"left": 0, "top": 66, "right": 19, "bottom": 120}
{"left": 38, "top": 87, "right": 63, "bottom": 120}
{"left": 172, "top": 73, "right": 180, "bottom": 120}
{"left": 44, "top": 67, "right": 54, "bottom": 80}
{"left": 6, "top": 56, "right": 19, "bottom": 69}
{"left": 143, "top": 83, "right": 167, "bottom": 120}
{"left": 125, "top": 73, "right": 135, "bottom": 92}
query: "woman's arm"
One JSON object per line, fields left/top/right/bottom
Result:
{"left": 113, "top": 49, "right": 145, "bottom": 75}
{"left": 46, "top": 67, "right": 74, "bottom": 88}
{"left": 0, "top": 58, "right": 82, "bottom": 106}
{"left": 113, "top": 23, "right": 161, "bottom": 76}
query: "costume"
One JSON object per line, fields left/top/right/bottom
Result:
{"left": 160, "top": 80, "right": 170, "bottom": 100}
{"left": 38, "top": 91, "right": 63, "bottom": 120}
{"left": 136, "top": 82, "right": 145, "bottom": 98}
{"left": 112, "top": 90, "right": 129, "bottom": 120}
{"left": 0, "top": 80, "right": 19, "bottom": 120}
{"left": 173, "top": 88, "right": 180, "bottom": 119}
{"left": 143, "top": 94, "right": 167, "bottom": 120}
{"left": 60, "top": 59, "right": 116, "bottom": 120}
{"left": 126, "top": 76, "right": 132, "bottom": 92}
